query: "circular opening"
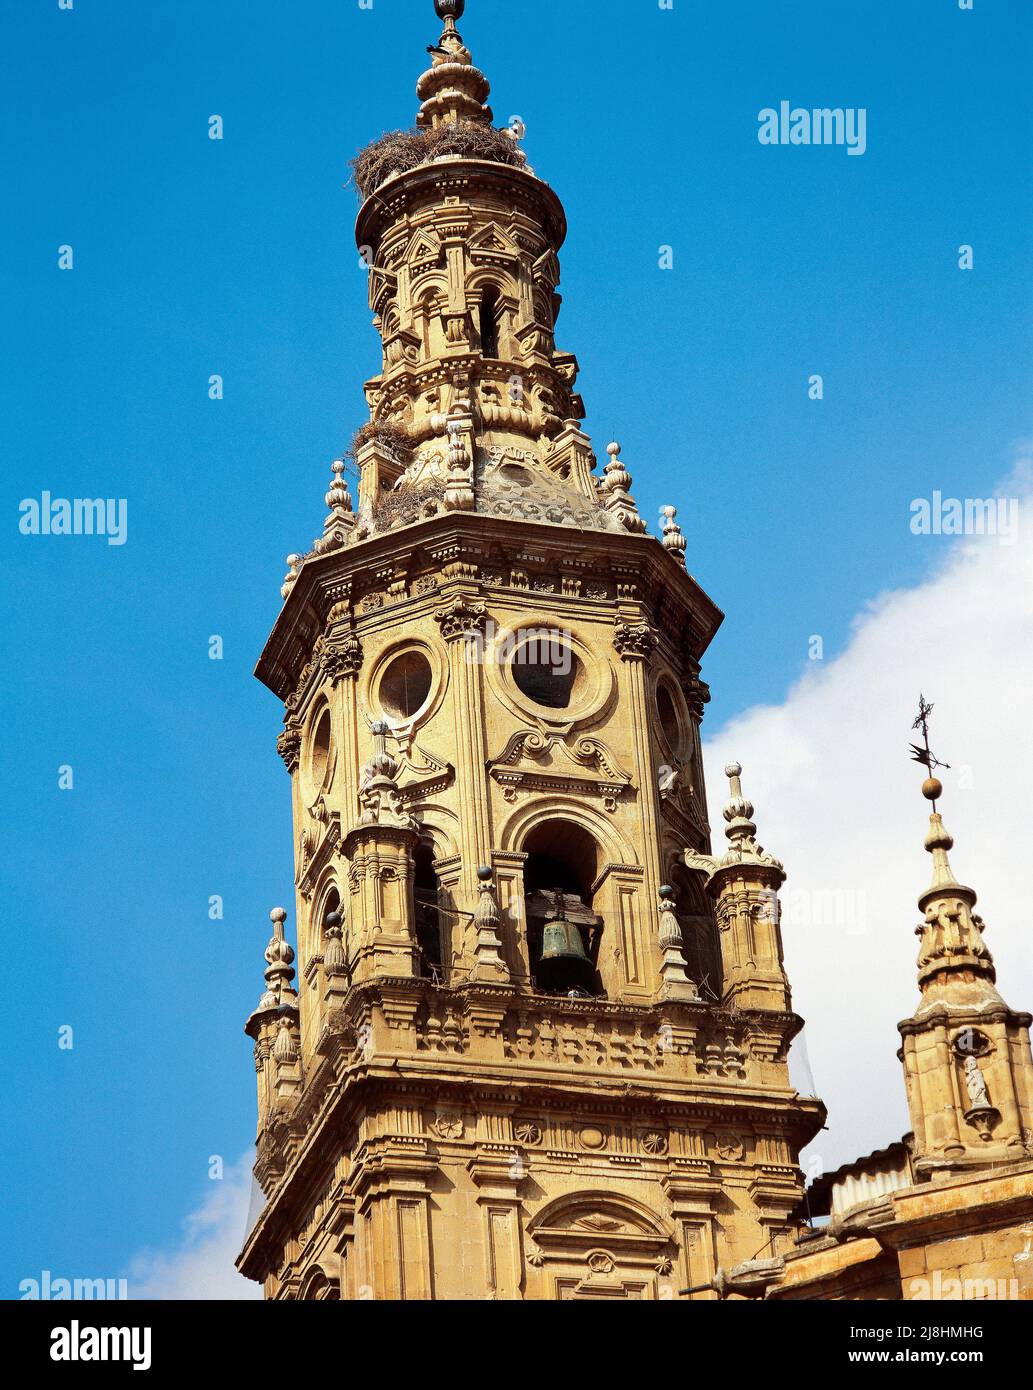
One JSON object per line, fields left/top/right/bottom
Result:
{"left": 656, "top": 684, "right": 681, "bottom": 753}
{"left": 308, "top": 706, "right": 333, "bottom": 789}
{"left": 499, "top": 464, "right": 534, "bottom": 488}
{"left": 511, "top": 631, "right": 586, "bottom": 710}
{"left": 380, "top": 649, "right": 433, "bottom": 722}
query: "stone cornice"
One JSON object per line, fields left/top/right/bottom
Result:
{"left": 356, "top": 159, "right": 567, "bottom": 258}
{"left": 255, "top": 514, "right": 724, "bottom": 701}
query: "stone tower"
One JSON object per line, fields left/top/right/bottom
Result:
{"left": 237, "top": 0, "right": 824, "bottom": 1300}
{"left": 899, "top": 776, "right": 1033, "bottom": 1178}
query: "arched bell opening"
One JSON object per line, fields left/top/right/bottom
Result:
{"left": 413, "top": 842, "right": 444, "bottom": 982}
{"left": 522, "top": 820, "right": 603, "bottom": 996}
{"left": 478, "top": 286, "right": 501, "bottom": 359}
{"left": 669, "top": 864, "right": 721, "bottom": 1003}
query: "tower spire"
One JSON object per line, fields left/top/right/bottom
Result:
{"left": 898, "top": 699, "right": 1033, "bottom": 1171}
{"left": 908, "top": 700, "right": 995, "bottom": 989}
{"left": 417, "top": 1, "right": 493, "bottom": 130}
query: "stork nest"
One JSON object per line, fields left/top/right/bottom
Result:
{"left": 371, "top": 478, "right": 449, "bottom": 529}
{"left": 350, "top": 122, "right": 524, "bottom": 198}
{"left": 348, "top": 421, "right": 416, "bottom": 466}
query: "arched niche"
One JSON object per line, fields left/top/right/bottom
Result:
{"left": 668, "top": 861, "right": 721, "bottom": 1003}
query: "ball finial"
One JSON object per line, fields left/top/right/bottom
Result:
{"left": 477, "top": 864, "right": 493, "bottom": 882}
{"left": 270, "top": 907, "right": 287, "bottom": 924}
{"left": 922, "top": 776, "right": 943, "bottom": 802}
{"left": 606, "top": 441, "right": 621, "bottom": 458}
{"left": 435, "top": 0, "right": 465, "bottom": 20}
{"left": 724, "top": 761, "right": 742, "bottom": 779}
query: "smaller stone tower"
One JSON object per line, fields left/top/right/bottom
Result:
{"left": 898, "top": 771, "right": 1033, "bottom": 1178}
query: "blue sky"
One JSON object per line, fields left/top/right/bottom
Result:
{"left": 2, "top": 0, "right": 1031, "bottom": 1294}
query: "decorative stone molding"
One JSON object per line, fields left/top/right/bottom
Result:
{"left": 321, "top": 634, "right": 363, "bottom": 684}
{"left": 277, "top": 727, "right": 302, "bottom": 774}
{"left": 487, "top": 730, "right": 632, "bottom": 811}
{"left": 434, "top": 594, "right": 488, "bottom": 641}
{"left": 613, "top": 618, "right": 658, "bottom": 663}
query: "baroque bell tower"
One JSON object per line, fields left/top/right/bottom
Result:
{"left": 237, "top": 0, "right": 825, "bottom": 1300}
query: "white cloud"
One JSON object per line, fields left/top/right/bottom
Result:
{"left": 704, "top": 451, "right": 1033, "bottom": 1175}
{"left": 125, "top": 1154, "right": 262, "bottom": 1300}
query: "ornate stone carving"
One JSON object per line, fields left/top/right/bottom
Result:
{"left": 358, "top": 722, "right": 420, "bottom": 830}
{"left": 431, "top": 1114, "right": 464, "bottom": 1141}
{"left": 434, "top": 595, "right": 488, "bottom": 641}
{"left": 613, "top": 618, "right": 658, "bottom": 663}
{"left": 277, "top": 727, "right": 302, "bottom": 773}
{"left": 321, "top": 634, "right": 363, "bottom": 684}
{"left": 715, "top": 1134, "right": 746, "bottom": 1162}
{"left": 488, "top": 730, "right": 633, "bottom": 810}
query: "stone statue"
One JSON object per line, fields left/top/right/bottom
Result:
{"left": 964, "top": 1054, "right": 991, "bottom": 1110}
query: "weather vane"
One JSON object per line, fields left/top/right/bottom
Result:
{"left": 910, "top": 694, "right": 951, "bottom": 809}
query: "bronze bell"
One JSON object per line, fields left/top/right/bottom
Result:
{"left": 527, "top": 889, "right": 597, "bottom": 993}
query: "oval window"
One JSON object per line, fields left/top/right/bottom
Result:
{"left": 308, "top": 706, "right": 333, "bottom": 790}
{"left": 511, "top": 631, "right": 586, "bottom": 710}
{"left": 656, "top": 684, "right": 681, "bottom": 754}
{"left": 380, "top": 649, "right": 433, "bottom": 721}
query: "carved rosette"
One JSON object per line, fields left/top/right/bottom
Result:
{"left": 613, "top": 618, "right": 658, "bottom": 663}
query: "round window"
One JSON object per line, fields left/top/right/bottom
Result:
{"left": 511, "top": 630, "right": 586, "bottom": 710}
{"left": 380, "top": 649, "right": 433, "bottom": 722}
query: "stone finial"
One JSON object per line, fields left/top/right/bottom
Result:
{"left": 683, "top": 761, "right": 784, "bottom": 880}
{"left": 325, "top": 459, "right": 353, "bottom": 513}
{"left": 660, "top": 506, "right": 687, "bottom": 566}
{"left": 263, "top": 908, "right": 298, "bottom": 1005}
{"left": 313, "top": 459, "right": 355, "bottom": 555}
{"left": 470, "top": 865, "right": 509, "bottom": 981}
{"left": 358, "top": 721, "right": 419, "bottom": 830}
{"left": 246, "top": 907, "right": 300, "bottom": 1036}
{"left": 442, "top": 418, "right": 475, "bottom": 511}
{"left": 657, "top": 885, "right": 699, "bottom": 1001}
{"left": 601, "top": 442, "right": 632, "bottom": 496}
{"left": 598, "top": 441, "right": 646, "bottom": 533}
{"left": 281, "top": 554, "right": 303, "bottom": 600}
{"left": 273, "top": 1015, "right": 299, "bottom": 1064}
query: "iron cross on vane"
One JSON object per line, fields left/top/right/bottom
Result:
{"left": 910, "top": 694, "right": 951, "bottom": 809}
